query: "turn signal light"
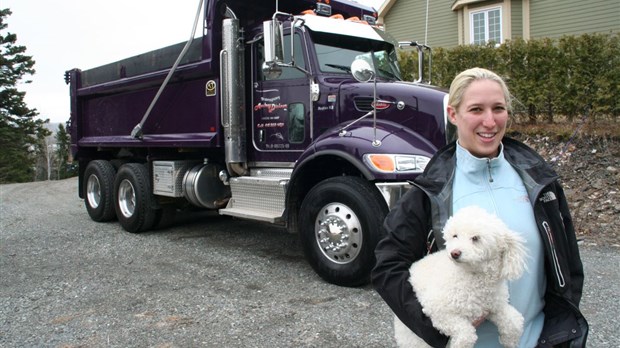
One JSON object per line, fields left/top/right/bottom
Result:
{"left": 364, "top": 154, "right": 431, "bottom": 173}
{"left": 368, "top": 154, "right": 395, "bottom": 172}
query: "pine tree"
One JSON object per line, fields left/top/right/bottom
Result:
{"left": 0, "top": 8, "right": 50, "bottom": 183}
{"left": 55, "top": 123, "right": 72, "bottom": 179}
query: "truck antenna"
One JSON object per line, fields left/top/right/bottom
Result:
{"left": 131, "top": 0, "right": 205, "bottom": 139}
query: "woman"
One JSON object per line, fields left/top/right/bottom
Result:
{"left": 371, "top": 68, "right": 587, "bottom": 347}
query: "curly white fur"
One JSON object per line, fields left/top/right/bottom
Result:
{"left": 394, "top": 206, "right": 527, "bottom": 348}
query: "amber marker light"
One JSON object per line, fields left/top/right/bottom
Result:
{"left": 368, "top": 154, "right": 395, "bottom": 172}
{"left": 364, "top": 154, "right": 431, "bottom": 173}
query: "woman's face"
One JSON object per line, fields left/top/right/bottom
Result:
{"left": 447, "top": 79, "right": 509, "bottom": 158}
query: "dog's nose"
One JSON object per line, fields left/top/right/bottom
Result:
{"left": 450, "top": 250, "right": 461, "bottom": 259}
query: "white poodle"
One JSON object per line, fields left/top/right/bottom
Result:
{"left": 394, "top": 205, "right": 528, "bottom": 348}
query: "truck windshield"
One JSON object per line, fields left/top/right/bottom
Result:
{"left": 311, "top": 31, "right": 402, "bottom": 81}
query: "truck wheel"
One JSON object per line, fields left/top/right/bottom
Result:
{"left": 299, "top": 176, "right": 388, "bottom": 287}
{"left": 83, "top": 160, "right": 117, "bottom": 222}
{"left": 153, "top": 205, "right": 177, "bottom": 230}
{"left": 114, "top": 163, "right": 157, "bottom": 233}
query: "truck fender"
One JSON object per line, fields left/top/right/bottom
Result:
{"left": 285, "top": 119, "right": 438, "bottom": 234}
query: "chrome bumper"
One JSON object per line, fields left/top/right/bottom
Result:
{"left": 375, "top": 182, "right": 413, "bottom": 210}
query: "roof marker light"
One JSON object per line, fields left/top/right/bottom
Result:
{"left": 316, "top": 2, "right": 332, "bottom": 16}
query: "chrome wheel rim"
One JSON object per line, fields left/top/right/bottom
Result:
{"left": 315, "top": 202, "right": 362, "bottom": 264}
{"left": 86, "top": 174, "right": 101, "bottom": 209}
{"left": 118, "top": 179, "right": 136, "bottom": 218}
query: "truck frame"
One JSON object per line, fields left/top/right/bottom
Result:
{"left": 66, "top": 0, "right": 451, "bottom": 286}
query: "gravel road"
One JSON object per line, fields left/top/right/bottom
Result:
{"left": 1, "top": 178, "right": 617, "bottom": 347}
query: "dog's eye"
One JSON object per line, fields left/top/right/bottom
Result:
{"left": 471, "top": 236, "right": 479, "bottom": 242}
{"left": 452, "top": 234, "right": 458, "bottom": 239}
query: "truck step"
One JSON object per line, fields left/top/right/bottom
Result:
{"left": 219, "top": 174, "right": 290, "bottom": 223}
{"left": 218, "top": 207, "right": 283, "bottom": 223}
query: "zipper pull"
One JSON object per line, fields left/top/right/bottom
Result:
{"left": 486, "top": 158, "right": 494, "bottom": 183}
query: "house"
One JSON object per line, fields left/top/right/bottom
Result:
{"left": 378, "top": 0, "right": 620, "bottom": 48}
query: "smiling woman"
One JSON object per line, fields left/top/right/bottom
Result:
{"left": 372, "top": 68, "right": 588, "bottom": 347}
{"left": 447, "top": 71, "right": 510, "bottom": 158}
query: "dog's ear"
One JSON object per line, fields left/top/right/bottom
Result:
{"left": 499, "top": 229, "right": 528, "bottom": 280}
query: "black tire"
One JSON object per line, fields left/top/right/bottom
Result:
{"left": 83, "top": 160, "right": 117, "bottom": 222}
{"left": 299, "top": 176, "right": 388, "bottom": 287}
{"left": 113, "top": 163, "right": 157, "bottom": 233}
{"left": 153, "top": 205, "right": 177, "bottom": 230}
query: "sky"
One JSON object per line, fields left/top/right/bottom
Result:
{"left": 3, "top": 0, "right": 385, "bottom": 125}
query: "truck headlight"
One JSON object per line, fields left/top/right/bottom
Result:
{"left": 364, "top": 154, "right": 430, "bottom": 173}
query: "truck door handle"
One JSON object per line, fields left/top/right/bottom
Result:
{"left": 259, "top": 129, "right": 265, "bottom": 142}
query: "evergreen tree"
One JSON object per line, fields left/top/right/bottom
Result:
{"left": 0, "top": 8, "right": 50, "bottom": 183}
{"left": 55, "top": 123, "right": 72, "bottom": 179}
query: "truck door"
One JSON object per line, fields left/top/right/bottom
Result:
{"left": 250, "top": 32, "right": 310, "bottom": 163}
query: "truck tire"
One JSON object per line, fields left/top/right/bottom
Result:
{"left": 83, "top": 160, "right": 117, "bottom": 222}
{"left": 153, "top": 205, "right": 177, "bottom": 230}
{"left": 113, "top": 163, "right": 157, "bottom": 233}
{"left": 299, "top": 176, "right": 388, "bottom": 287}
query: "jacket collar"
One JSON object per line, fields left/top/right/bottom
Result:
{"left": 412, "top": 137, "right": 559, "bottom": 251}
{"left": 415, "top": 137, "right": 558, "bottom": 196}
{"left": 455, "top": 140, "right": 504, "bottom": 182}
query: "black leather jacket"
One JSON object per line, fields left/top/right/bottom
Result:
{"left": 372, "top": 138, "right": 588, "bottom": 347}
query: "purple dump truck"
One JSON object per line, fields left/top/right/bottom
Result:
{"left": 66, "top": 0, "right": 451, "bottom": 286}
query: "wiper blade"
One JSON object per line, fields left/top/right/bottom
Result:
{"left": 378, "top": 67, "right": 399, "bottom": 80}
{"left": 325, "top": 63, "right": 351, "bottom": 73}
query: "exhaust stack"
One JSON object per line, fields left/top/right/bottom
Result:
{"left": 220, "top": 15, "right": 248, "bottom": 176}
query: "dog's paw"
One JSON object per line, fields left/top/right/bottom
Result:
{"left": 497, "top": 326, "right": 523, "bottom": 348}
{"left": 394, "top": 316, "right": 433, "bottom": 348}
{"left": 498, "top": 335, "right": 521, "bottom": 348}
{"left": 492, "top": 306, "right": 524, "bottom": 348}
{"left": 448, "top": 333, "right": 477, "bottom": 348}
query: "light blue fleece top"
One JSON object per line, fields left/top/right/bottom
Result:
{"left": 452, "top": 142, "right": 546, "bottom": 348}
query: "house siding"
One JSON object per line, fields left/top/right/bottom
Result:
{"left": 381, "top": 0, "right": 619, "bottom": 49}
{"left": 530, "top": 0, "right": 620, "bottom": 39}
{"left": 383, "top": 0, "right": 458, "bottom": 48}
{"left": 511, "top": 0, "right": 523, "bottom": 39}
{"left": 383, "top": 1, "right": 420, "bottom": 42}
{"left": 426, "top": 1, "right": 459, "bottom": 47}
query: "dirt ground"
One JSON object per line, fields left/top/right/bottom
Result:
{"left": 509, "top": 132, "right": 620, "bottom": 247}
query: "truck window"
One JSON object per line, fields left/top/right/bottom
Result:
{"left": 257, "top": 33, "right": 306, "bottom": 81}
{"left": 288, "top": 103, "right": 305, "bottom": 143}
{"left": 312, "top": 31, "right": 402, "bottom": 80}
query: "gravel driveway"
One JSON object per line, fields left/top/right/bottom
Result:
{"left": 1, "top": 178, "right": 617, "bottom": 347}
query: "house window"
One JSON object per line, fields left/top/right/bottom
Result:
{"left": 470, "top": 7, "right": 502, "bottom": 45}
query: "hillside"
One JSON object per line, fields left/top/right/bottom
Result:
{"left": 510, "top": 132, "right": 619, "bottom": 247}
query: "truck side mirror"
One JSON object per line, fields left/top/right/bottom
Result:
{"left": 263, "top": 20, "right": 285, "bottom": 64}
{"left": 351, "top": 58, "right": 375, "bottom": 83}
{"left": 263, "top": 20, "right": 285, "bottom": 79}
{"left": 262, "top": 61, "right": 283, "bottom": 80}
{"left": 398, "top": 41, "right": 432, "bottom": 84}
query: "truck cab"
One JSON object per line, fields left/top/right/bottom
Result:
{"left": 67, "top": 0, "right": 451, "bottom": 286}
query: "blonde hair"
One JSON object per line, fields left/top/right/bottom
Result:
{"left": 448, "top": 67, "right": 512, "bottom": 113}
